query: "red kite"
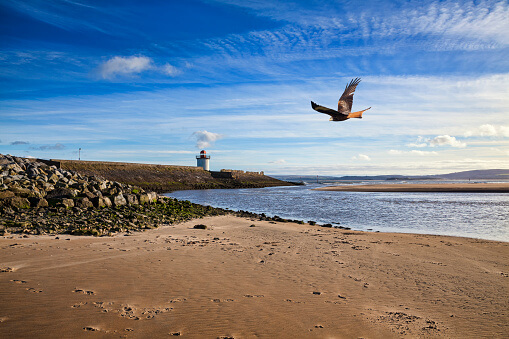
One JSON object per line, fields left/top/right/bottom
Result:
{"left": 311, "top": 78, "right": 371, "bottom": 121}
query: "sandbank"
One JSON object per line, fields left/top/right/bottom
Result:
{"left": 1, "top": 215, "right": 508, "bottom": 338}
{"left": 315, "top": 182, "right": 509, "bottom": 192}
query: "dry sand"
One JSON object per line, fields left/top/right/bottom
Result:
{"left": 1, "top": 215, "right": 508, "bottom": 338}
{"left": 315, "top": 182, "right": 509, "bottom": 193}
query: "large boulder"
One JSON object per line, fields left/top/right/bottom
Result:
{"left": 47, "top": 173, "right": 59, "bottom": 184}
{"left": 59, "top": 198, "right": 74, "bottom": 209}
{"left": 138, "top": 193, "right": 150, "bottom": 204}
{"left": 10, "top": 187, "right": 35, "bottom": 198}
{"left": 1, "top": 196, "right": 30, "bottom": 209}
{"left": 103, "top": 196, "right": 112, "bottom": 207}
{"left": 27, "top": 167, "right": 40, "bottom": 179}
{"left": 75, "top": 197, "right": 93, "bottom": 209}
{"left": 125, "top": 194, "right": 138, "bottom": 205}
{"left": 45, "top": 188, "right": 75, "bottom": 199}
{"left": 147, "top": 192, "right": 157, "bottom": 202}
{"left": 112, "top": 194, "right": 127, "bottom": 206}
{"left": 0, "top": 191, "right": 15, "bottom": 199}
{"left": 29, "top": 197, "right": 48, "bottom": 208}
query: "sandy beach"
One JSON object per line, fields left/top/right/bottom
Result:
{"left": 1, "top": 215, "right": 508, "bottom": 338}
{"left": 315, "top": 182, "right": 509, "bottom": 193}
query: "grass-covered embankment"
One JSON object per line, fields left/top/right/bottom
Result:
{"left": 58, "top": 159, "right": 291, "bottom": 192}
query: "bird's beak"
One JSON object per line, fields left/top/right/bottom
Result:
{"left": 329, "top": 117, "right": 333, "bottom": 121}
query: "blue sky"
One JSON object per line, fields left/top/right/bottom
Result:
{"left": 1, "top": 0, "right": 508, "bottom": 175}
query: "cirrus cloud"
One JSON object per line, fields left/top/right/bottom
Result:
{"left": 30, "top": 143, "right": 66, "bottom": 151}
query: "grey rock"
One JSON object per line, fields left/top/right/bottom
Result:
{"left": 126, "top": 194, "right": 138, "bottom": 205}
{"left": 91, "top": 196, "right": 107, "bottom": 208}
{"left": 75, "top": 197, "right": 93, "bottom": 209}
{"left": 147, "top": 192, "right": 157, "bottom": 202}
{"left": 59, "top": 198, "right": 74, "bottom": 208}
{"left": 138, "top": 194, "right": 150, "bottom": 204}
{"left": 103, "top": 196, "right": 112, "bottom": 207}
{"left": 112, "top": 194, "right": 127, "bottom": 206}
{"left": 29, "top": 197, "right": 48, "bottom": 208}
{"left": 46, "top": 188, "right": 74, "bottom": 199}
{"left": 47, "top": 173, "right": 59, "bottom": 184}
{"left": 2, "top": 196, "right": 31, "bottom": 209}
{"left": 0, "top": 191, "right": 15, "bottom": 199}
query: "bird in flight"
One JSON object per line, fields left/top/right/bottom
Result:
{"left": 311, "top": 78, "right": 371, "bottom": 121}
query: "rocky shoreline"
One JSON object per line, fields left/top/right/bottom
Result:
{"left": 0, "top": 154, "right": 232, "bottom": 236}
{"left": 0, "top": 154, "right": 315, "bottom": 236}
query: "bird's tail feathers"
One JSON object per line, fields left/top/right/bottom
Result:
{"left": 347, "top": 107, "right": 371, "bottom": 119}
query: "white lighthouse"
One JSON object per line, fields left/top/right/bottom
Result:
{"left": 196, "top": 150, "right": 210, "bottom": 171}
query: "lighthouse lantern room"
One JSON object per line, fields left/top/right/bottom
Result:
{"left": 196, "top": 150, "right": 210, "bottom": 171}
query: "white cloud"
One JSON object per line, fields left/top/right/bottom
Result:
{"left": 406, "top": 135, "right": 468, "bottom": 148}
{"left": 98, "top": 56, "right": 153, "bottom": 79}
{"left": 406, "top": 142, "right": 428, "bottom": 148}
{"left": 465, "top": 124, "right": 509, "bottom": 137}
{"left": 269, "top": 159, "right": 286, "bottom": 164}
{"left": 352, "top": 154, "right": 371, "bottom": 161}
{"left": 428, "top": 135, "right": 467, "bottom": 148}
{"left": 192, "top": 130, "right": 223, "bottom": 149}
{"left": 389, "top": 150, "right": 438, "bottom": 156}
{"left": 162, "top": 63, "right": 181, "bottom": 76}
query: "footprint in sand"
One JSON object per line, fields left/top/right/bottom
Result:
{"left": 72, "top": 302, "right": 88, "bottom": 308}
{"left": 73, "top": 288, "right": 95, "bottom": 295}
{"left": 1, "top": 267, "right": 15, "bottom": 273}
{"left": 26, "top": 287, "right": 42, "bottom": 293}
{"left": 169, "top": 298, "right": 187, "bottom": 303}
{"left": 285, "top": 299, "right": 305, "bottom": 304}
{"left": 211, "top": 298, "right": 235, "bottom": 303}
{"left": 11, "top": 279, "right": 27, "bottom": 284}
{"left": 83, "top": 326, "right": 99, "bottom": 332}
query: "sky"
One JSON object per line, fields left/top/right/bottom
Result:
{"left": 1, "top": 0, "right": 508, "bottom": 175}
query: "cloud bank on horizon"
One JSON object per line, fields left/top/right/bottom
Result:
{"left": 0, "top": 0, "right": 508, "bottom": 175}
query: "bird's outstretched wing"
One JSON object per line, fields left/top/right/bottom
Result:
{"left": 337, "top": 77, "right": 361, "bottom": 114}
{"left": 311, "top": 101, "right": 344, "bottom": 117}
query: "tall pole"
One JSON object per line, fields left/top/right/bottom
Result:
{"left": 79, "top": 148, "right": 81, "bottom": 160}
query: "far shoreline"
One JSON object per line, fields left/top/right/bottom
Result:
{"left": 314, "top": 182, "right": 509, "bottom": 193}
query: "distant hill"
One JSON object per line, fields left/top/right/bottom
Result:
{"left": 429, "top": 169, "right": 509, "bottom": 180}
{"left": 273, "top": 169, "right": 509, "bottom": 182}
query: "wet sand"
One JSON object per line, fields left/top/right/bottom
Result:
{"left": 1, "top": 215, "right": 508, "bottom": 338}
{"left": 315, "top": 182, "right": 509, "bottom": 192}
